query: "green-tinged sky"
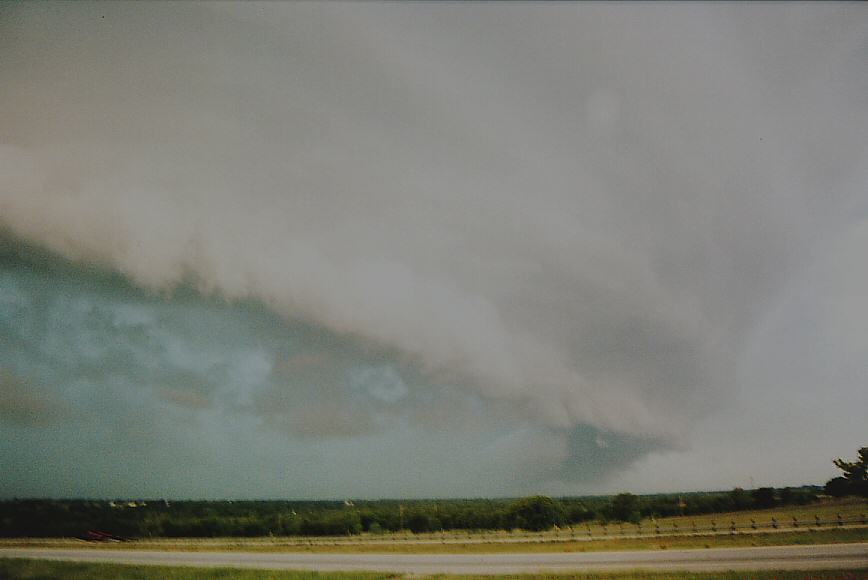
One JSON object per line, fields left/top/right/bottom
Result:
{"left": 0, "top": 2, "right": 867, "bottom": 499}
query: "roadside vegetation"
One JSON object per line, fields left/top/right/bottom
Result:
{"left": 1, "top": 559, "right": 866, "bottom": 580}
{"left": 0, "top": 487, "right": 860, "bottom": 539}
{"left": 3, "top": 525, "right": 865, "bottom": 555}
{"left": 2, "top": 447, "right": 864, "bottom": 545}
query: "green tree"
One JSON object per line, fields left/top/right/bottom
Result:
{"left": 751, "top": 487, "right": 776, "bottom": 508}
{"left": 565, "top": 503, "right": 594, "bottom": 523}
{"left": 825, "top": 477, "right": 851, "bottom": 497}
{"left": 729, "top": 487, "right": 751, "bottom": 510}
{"left": 505, "top": 496, "right": 565, "bottom": 531}
{"left": 406, "top": 511, "right": 441, "bottom": 533}
{"left": 607, "top": 493, "right": 641, "bottom": 523}
{"left": 830, "top": 446, "right": 868, "bottom": 499}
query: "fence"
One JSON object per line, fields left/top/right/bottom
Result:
{"left": 562, "top": 512, "right": 868, "bottom": 540}
{"left": 134, "top": 512, "right": 867, "bottom": 547}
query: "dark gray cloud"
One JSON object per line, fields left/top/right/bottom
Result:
{"left": 0, "top": 368, "right": 68, "bottom": 427}
{"left": 0, "top": 243, "right": 553, "bottom": 497}
{"left": 1, "top": 2, "right": 867, "bottom": 497}
{"left": 560, "top": 426, "right": 664, "bottom": 484}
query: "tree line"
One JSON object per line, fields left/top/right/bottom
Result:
{"left": 0, "top": 486, "right": 821, "bottom": 538}
{"left": 3, "top": 446, "right": 862, "bottom": 539}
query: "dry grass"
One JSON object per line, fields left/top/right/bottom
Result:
{"left": 1, "top": 528, "right": 866, "bottom": 555}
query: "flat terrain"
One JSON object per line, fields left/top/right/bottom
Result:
{"left": 4, "top": 528, "right": 867, "bottom": 555}
{"left": 2, "top": 559, "right": 867, "bottom": 580}
{"left": 2, "top": 543, "right": 867, "bottom": 575}
{"left": 4, "top": 498, "right": 866, "bottom": 555}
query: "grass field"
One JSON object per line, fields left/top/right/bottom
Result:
{"left": 642, "top": 497, "right": 867, "bottom": 530}
{"left": 10, "top": 528, "right": 868, "bottom": 554}
{"left": 2, "top": 499, "right": 865, "bottom": 555}
{"left": 1, "top": 559, "right": 867, "bottom": 580}
{"left": 2, "top": 528, "right": 866, "bottom": 556}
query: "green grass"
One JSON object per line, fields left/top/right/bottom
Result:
{"left": 0, "top": 559, "right": 386, "bottom": 579}
{"left": 1, "top": 559, "right": 867, "bottom": 580}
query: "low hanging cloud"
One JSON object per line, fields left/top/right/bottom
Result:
{"left": 1, "top": 1, "right": 867, "bottom": 476}
{"left": 0, "top": 368, "right": 69, "bottom": 427}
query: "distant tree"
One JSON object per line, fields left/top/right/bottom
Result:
{"left": 825, "top": 476, "right": 851, "bottom": 498}
{"left": 506, "top": 496, "right": 565, "bottom": 531}
{"left": 729, "top": 487, "right": 752, "bottom": 510}
{"left": 829, "top": 446, "right": 868, "bottom": 499}
{"left": 565, "top": 503, "right": 594, "bottom": 524}
{"left": 751, "top": 487, "right": 776, "bottom": 508}
{"left": 606, "top": 493, "right": 641, "bottom": 523}
{"left": 299, "top": 510, "right": 361, "bottom": 536}
{"left": 406, "top": 511, "right": 441, "bottom": 533}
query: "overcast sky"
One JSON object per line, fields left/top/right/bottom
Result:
{"left": 1, "top": 2, "right": 866, "bottom": 499}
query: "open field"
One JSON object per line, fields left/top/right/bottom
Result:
{"left": 3, "top": 498, "right": 865, "bottom": 555}
{"left": 2, "top": 543, "right": 867, "bottom": 576}
{"left": 0, "top": 559, "right": 382, "bottom": 580}
{"left": 2, "top": 558, "right": 867, "bottom": 580}
{"left": 643, "top": 498, "right": 867, "bottom": 530}
{"left": 2, "top": 528, "right": 867, "bottom": 555}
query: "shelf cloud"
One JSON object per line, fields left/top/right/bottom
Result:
{"left": 1, "top": 2, "right": 867, "bottom": 497}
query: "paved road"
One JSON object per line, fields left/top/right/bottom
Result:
{"left": 2, "top": 543, "right": 867, "bottom": 574}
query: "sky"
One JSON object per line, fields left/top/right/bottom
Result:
{"left": 0, "top": 2, "right": 867, "bottom": 499}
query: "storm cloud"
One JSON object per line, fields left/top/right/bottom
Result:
{"left": 1, "top": 2, "right": 867, "bottom": 497}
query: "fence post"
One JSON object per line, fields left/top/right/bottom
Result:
{"left": 837, "top": 513, "right": 843, "bottom": 527}
{"left": 711, "top": 520, "right": 716, "bottom": 533}
{"left": 587, "top": 524, "right": 592, "bottom": 537}
{"left": 792, "top": 516, "right": 798, "bottom": 528}
{"left": 672, "top": 522, "right": 678, "bottom": 535}
{"left": 751, "top": 519, "right": 757, "bottom": 531}
{"left": 692, "top": 520, "right": 697, "bottom": 534}
{"left": 771, "top": 517, "right": 777, "bottom": 530}
{"left": 861, "top": 514, "right": 866, "bottom": 525}
{"left": 637, "top": 522, "right": 642, "bottom": 535}
{"left": 730, "top": 520, "right": 736, "bottom": 534}
{"left": 815, "top": 514, "right": 821, "bottom": 528}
